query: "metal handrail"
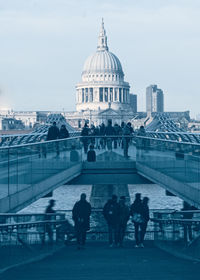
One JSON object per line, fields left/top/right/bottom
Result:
{"left": 0, "top": 136, "right": 81, "bottom": 150}
{"left": 152, "top": 218, "right": 200, "bottom": 225}
{"left": 136, "top": 135, "right": 200, "bottom": 147}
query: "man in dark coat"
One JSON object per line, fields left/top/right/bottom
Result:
{"left": 72, "top": 193, "right": 91, "bottom": 249}
{"left": 59, "top": 124, "right": 69, "bottom": 139}
{"left": 81, "top": 123, "right": 89, "bottom": 154}
{"left": 103, "top": 195, "right": 119, "bottom": 247}
{"left": 123, "top": 122, "right": 133, "bottom": 158}
{"left": 47, "top": 122, "right": 60, "bottom": 140}
{"left": 105, "top": 120, "right": 115, "bottom": 151}
{"left": 181, "top": 201, "right": 197, "bottom": 243}
{"left": 44, "top": 199, "right": 56, "bottom": 243}
{"left": 47, "top": 122, "right": 60, "bottom": 156}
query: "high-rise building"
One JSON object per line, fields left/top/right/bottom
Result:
{"left": 129, "top": 93, "right": 137, "bottom": 112}
{"left": 146, "top": 85, "right": 164, "bottom": 114}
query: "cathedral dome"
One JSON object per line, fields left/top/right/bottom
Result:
{"left": 76, "top": 19, "right": 130, "bottom": 113}
{"left": 81, "top": 19, "right": 124, "bottom": 78}
{"left": 82, "top": 50, "right": 124, "bottom": 76}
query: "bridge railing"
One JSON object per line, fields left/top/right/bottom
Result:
{"left": 152, "top": 211, "right": 200, "bottom": 260}
{"left": 0, "top": 213, "right": 65, "bottom": 224}
{"left": 1, "top": 209, "right": 198, "bottom": 268}
{"left": 136, "top": 135, "right": 200, "bottom": 205}
{"left": 0, "top": 137, "right": 82, "bottom": 208}
{"left": 145, "top": 131, "right": 200, "bottom": 144}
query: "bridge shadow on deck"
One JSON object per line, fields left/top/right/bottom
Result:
{"left": 2, "top": 241, "right": 199, "bottom": 280}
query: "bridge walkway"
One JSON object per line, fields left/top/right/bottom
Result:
{"left": 1, "top": 241, "right": 199, "bottom": 280}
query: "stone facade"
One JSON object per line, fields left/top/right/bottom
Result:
{"left": 76, "top": 19, "right": 133, "bottom": 117}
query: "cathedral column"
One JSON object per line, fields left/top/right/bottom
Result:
{"left": 84, "top": 88, "right": 86, "bottom": 103}
{"left": 116, "top": 88, "right": 119, "bottom": 102}
{"left": 103, "top": 87, "right": 105, "bottom": 102}
{"left": 127, "top": 89, "right": 129, "bottom": 103}
{"left": 124, "top": 89, "right": 126, "bottom": 103}
{"left": 79, "top": 89, "right": 82, "bottom": 103}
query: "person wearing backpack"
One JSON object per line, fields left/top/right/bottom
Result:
{"left": 103, "top": 195, "right": 119, "bottom": 247}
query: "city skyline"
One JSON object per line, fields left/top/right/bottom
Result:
{"left": 0, "top": 0, "right": 200, "bottom": 117}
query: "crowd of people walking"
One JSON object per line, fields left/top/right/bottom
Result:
{"left": 81, "top": 120, "right": 138, "bottom": 158}
{"left": 45, "top": 120, "right": 146, "bottom": 160}
{"left": 70, "top": 192, "right": 149, "bottom": 250}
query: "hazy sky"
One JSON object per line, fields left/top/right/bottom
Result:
{"left": 0, "top": 0, "right": 200, "bottom": 117}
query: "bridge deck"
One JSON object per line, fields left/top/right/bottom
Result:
{"left": 1, "top": 242, "right": 199, "bottom": 280}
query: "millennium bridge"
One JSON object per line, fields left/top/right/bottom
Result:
{"left": 0, "top": 117, "right": 200, "bottom": 279}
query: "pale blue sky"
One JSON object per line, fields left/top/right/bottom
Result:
{"left": 0, "top": 0, "right": 200, "bottom": 117}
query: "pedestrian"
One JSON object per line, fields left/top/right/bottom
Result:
{"left": 47, "top": 122, "right": 60, "bottom": 156}
{"left": 59, "top": 124, "right": 69, "bottom": 139}
{"left": 81, "top": 123, "right": 89, "bottom": 154}
{"left": 87, "top": 144, "right": 96, "bottom": 162}
{"left": 140, "top": 197, "right": 150, "bottom": 248}
{"left": 105, "top": 120, "right": 115, "bottom": 151}
{"left": 113, "top": 124, "right": 120, "bottom": 149}
{"left": 90, "top": 124, "right": 96, "bottom": 146}
{"left": 72, "top": 193, "right": 91, "bottom": 249}
{"left": 103, "top": 194, "right": 119, "bottom": 247}
{"left": 130, "top": 193, "right": 144, "bottom": 248}
{"left": 47, "top": 122, "right": 60, "bottom": 140}
{"left": 44, "top": 199, "right": 56, "bottom": 244}
{"left": 137, "top": 125, "right": 146, "bottom": 148}
{"left": 120, "top": 122, "right": 125, "bottom": 148}
{"left": 117, "top": 196, "right": 130, "bottom": 247}
{"left": 181, "top": 201, "right": 196, "bottom": 244}
{"left": 99, "top": 123, "right": 106, "bottom": 149}
{"left": 94, "top": 125, "right": 100, "bottom": 149}
{"left": 123, "top": 122, "right": 132, "bottom": 158}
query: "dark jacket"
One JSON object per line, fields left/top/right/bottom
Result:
{"left": 72, "top": 200, "right": 91, "bottom": 230}
{"left": 130, "top": 199, "right": 143, "bottom": 216}
{"left": 118, "top": 204, "right": 130, "bottom": 225}
{"left": 81, "top": 126, "right": 89, "bottom": 136}
{"left": 47, "top": 125, "right": 60, "bottom": 140}
{"left": 103, "top": 200, "right": 119, "bottom": 226}
{"left": 45, "top": 205, "right": 55, "bottom": 221}
{"left": 45, "top": 205, "right": 55, "bottom": 214}
{"left": 181, "top": 203, "right": 197, "bottom": 219}
{"left": 59, "top": 127, "right": 69, "bottom": 139}
{"left": 99, "top": 124, "right": 105, "bottom": 136}
{"left": 87, "top": 150, "right": 96, "bottom": 162}
{"left": 141, "top": 204, "right": 150, "bottom": 222}
{"left": 105, "top": 125, "right": 115, "bottom": 136}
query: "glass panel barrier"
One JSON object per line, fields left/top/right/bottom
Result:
{"left": 0, "top": 137, "right": 82, "bottom": 201}
{"left": 152, "top": 212, "right": 200, "bottom": 261}
{"left": 81, "top": 136, "right": 136, "bottom": 161}
{"left": 0, "top": 148, "right": 9, "bottom": 199}
{"left": 136, "top": 136, "right": 200, "bottom": 191}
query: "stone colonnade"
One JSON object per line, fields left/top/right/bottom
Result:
{"left": 77, "top": 87, "right": 130, "bottom": 104}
